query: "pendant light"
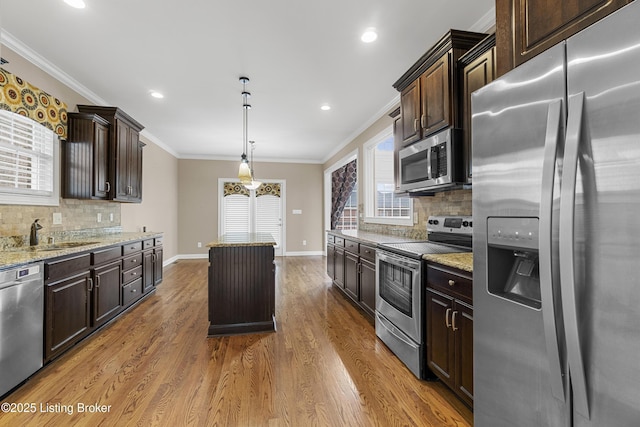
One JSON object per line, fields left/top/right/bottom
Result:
{"left": 238, "top": 77, "right": 253, "bottom": 184}
{"left": 244, "top": 140, "right": 262, "bottom": 190}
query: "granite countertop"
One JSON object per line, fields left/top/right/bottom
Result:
{"left": 0, "top": 231, "right": 163, "bottom": 270}
{"left": 207, "top": 232, "right": 277, "bottom": 247}
{"left": 327, "top": 229, "right": 420, "bottom": 245}
{"left": 423, "top": 252, "right": 473, "bottom": 273}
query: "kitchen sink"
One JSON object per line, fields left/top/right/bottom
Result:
{"left": 36, "top": 241, "right": 100, "bottom": 251}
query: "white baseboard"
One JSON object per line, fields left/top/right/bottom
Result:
{"left": 284, "top": 251, "right": 325, "bottom": 257}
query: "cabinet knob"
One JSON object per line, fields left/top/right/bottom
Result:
{"left": 448, "top": 279, "right": 455, "bottom": 287}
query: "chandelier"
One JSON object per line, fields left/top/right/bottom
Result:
{"left": 238, "top": 76, "right": 253, "bottom": 184}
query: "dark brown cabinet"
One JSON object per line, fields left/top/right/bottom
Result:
{"left": 44, "top": 253, "right": 92, "bottom": 362}
{"left": 326, "top": 234, "right": 336, "bottom": 280}
{"left": 93, "top": 261, "right": 122, "bottom": 327}
{"left": 327, "top": 232, "right": 377, "bottom": 320}
{"left": 460, "top": 35, "right": 496, "bottom": 183}
{"left": 63, "top": 113, "right": 111, "bottom": 200}
{"left": 426, "top": 263, "right": 473, "bottom": 408}
{"left": 143, "top": 237, "right": 164, "bottom": 293}
{"left": 358, "top": 244, "right": 377, "bottom": 318}
{"left": 44, "top": 237, "right": 162, "bottom": 363}
{"left": 420, "top": 53, "right": 451, "bottom": 136}
{"left": 208, "top": 244, "right": 276, "bottom": 336}
{"left": 495, "top": 0, "right": 631, "bottom": 76}
{"left": 393, "top": 30, "right": 487, "bottom": 146}
{"left": 76, "top": 105, "right": 145, "bottom": 203}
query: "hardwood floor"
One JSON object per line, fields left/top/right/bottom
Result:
{"left": 0, "top": 257, "right": 472, "bottom": 426}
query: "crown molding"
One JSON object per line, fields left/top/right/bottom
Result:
{"left": 469, "top": 6, "right": 496, "bottom": 33}
{"left": 2, "top": 30, "right": 109, "bottom": 105}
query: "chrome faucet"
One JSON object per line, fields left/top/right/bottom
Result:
{"left": 30, "top": 219, "right": 43, "bottom": 246}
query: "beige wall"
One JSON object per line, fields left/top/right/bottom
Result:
{"left": 121, "top": 136, "right": 179, "bottom": 259}
{"left": 1, "top": 44, "right": 180, "bottom": 261}
{"left": 177, "top": 159, "right": 323, "bottom": 255}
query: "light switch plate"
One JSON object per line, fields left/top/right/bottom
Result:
{"left": 292, "top": 209, "right": 302, "bottom": 215}
{"left": 53, "top": 212, "right": 62, "bottom": 225}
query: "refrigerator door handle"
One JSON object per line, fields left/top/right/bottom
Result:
{"left": 560, "top": 91, "right": 590, "bottom": 419}
{"left": 539, "top": 99, "right": 566, "bottom": 402}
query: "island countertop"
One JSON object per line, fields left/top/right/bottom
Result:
{"left": 207, "top": 233, "right": 276, "bottom": 248}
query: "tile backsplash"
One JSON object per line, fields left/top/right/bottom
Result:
{"left": 0, "top": 199, "right": 121, "bottom": 248}
{"left": 359, "top": 189, "right": 472, "bottom": 239}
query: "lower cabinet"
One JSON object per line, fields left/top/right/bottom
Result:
{"left": 327, "top": 232, "right": 377, "bottom": 320}
{"left": 45, "top": 270, "right": 92, "bottom": 362}
{"left": 93, "top": 261, "right": 123, "bottom": 327}
{"left": 426, "top": 263, "right": 473, "bottom": 408}
{"left": 44, "top": 236, "right": 163, "bottom": 364}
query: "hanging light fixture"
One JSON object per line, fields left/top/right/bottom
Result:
{"left": 238, "top": 76, "right": 253, "bottom": 184}
{"left": 244, "top": 140, "right": 263, "bottom": 190}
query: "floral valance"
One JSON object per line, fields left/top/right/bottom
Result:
{"left": 223, "top": 182, "right": 281, "bottom": 197}
{"left": 224, "top": 182, "right": 250, "bottom": 197}
{"left": 0, "top": 68, "right": 68, "bottom": 139}
{"left": 255, "top": 182, "right": 280, "bottom": 198}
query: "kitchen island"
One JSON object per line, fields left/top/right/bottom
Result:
{"left": 207, "top": 233, "right": 276, "bottom": 336}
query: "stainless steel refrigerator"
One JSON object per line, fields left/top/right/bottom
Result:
{"left": 472, "top": 2, "right": 640, "bottom": 426}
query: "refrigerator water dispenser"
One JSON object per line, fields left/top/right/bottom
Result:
{"left": 487, "top": 217, "right": 541, "bottom": 309}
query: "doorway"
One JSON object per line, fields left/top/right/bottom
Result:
{"left": 219, "top": 179, "right": 285, "bottom": 256}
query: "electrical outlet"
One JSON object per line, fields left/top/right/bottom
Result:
{"left": 97, "top": 213, "right": 102, "bottom": 223}
{"left": 110, "top": 213, "right": 114, "bottom": 222}
{"left": 53, "top": 212, "right": 62, "bottom": 225}
{"left": 413, "top": 212, "right": 418, "bottom": 224}
{"left": 197, "top": 242, "right": 202, "bottom": 248}
{"left": 302, "top": 240, "right": 307, "bottom": 246}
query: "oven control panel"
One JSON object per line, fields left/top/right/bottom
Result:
{"left": 427, "top": 216, "right": 473, "bottom": 235}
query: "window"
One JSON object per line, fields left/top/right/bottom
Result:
{"left": 219, "top": 180, "right": 285, "bottom": 256}
{"left": 0, "top": 110, "right": 59, "bottom": 206}
{"left": 336, "top": 187, "right": 358, "bottom": 230}
{"left": 363, "top": 128, "right": 412, "bottom": 226}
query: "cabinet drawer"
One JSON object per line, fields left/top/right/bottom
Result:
{"left": 122, "top": 265, "right": 143, "bottom": 284}
{"left": 334, "top": 236, "right": 345, "bottom": 247}
{"left": 92, "top": 246, "right": 121, "bottom": 266}
{"left": 122, "top": 277, "right": 143, "bottom": 306}
{"left": 426, "top": 264, "right": 472, "bottom": 304}
{"left": 154, "top": 237, "right": 163, "bottom": 246}
{"left": 327, "top": 234, "right": 335, "bottom": 244}
{"left": 123, "top": 253, "right": 143, "bottom": 270}
{"left": 122, "top": 241, "right": 142, "bottom": 256}
{"left": 143, "top": 239, "right": 154, "bottom": 250}
{"left": 344, "top": 239, "right": 359, "bottom": 253}
{"left": 45, "top": 253, "right": 92, "bottom": 282}
{"left": 359, "top": 244, "right": 377, "bottom": 263}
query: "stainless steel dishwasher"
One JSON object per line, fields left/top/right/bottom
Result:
{"left": 0, "top": 262, "right": 44, "bottom": 397}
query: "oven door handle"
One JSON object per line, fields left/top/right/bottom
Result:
{"left": 377, "top": 251, "right": 421, "bottom": 270}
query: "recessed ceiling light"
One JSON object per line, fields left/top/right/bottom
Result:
{"left": 361, "top": 28, "right": 378, "bottom": 43}
{"left": 150, "top": 91, "right": 164, "bottom": 99}
{"left": 64, "top": 0, "right": 86, "bottom": 9}
{"left": 321, "top": 105, "right": 331, "bottom": 111}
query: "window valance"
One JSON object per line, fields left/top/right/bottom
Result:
{"left": 0, "top": 68, "right": 68, "bottom": 139}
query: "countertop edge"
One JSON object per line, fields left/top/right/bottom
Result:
{"left": 0, "top": 232, "right": 163, "bottom": 271}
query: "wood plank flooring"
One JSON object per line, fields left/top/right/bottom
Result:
{"left": 0, "top": 257, "right": 472, "bottom": 426}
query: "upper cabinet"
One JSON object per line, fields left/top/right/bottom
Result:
{"left": 72, "top": 106, "right": 145, "bottom": 203}
{"left": 63, "top": 113, "right": 111, "bottom": 200}
{"left": 460, "top": 35, "right": 496, "bottom": 183}
{"left": 393, "top": 30, "right": 487, "bottom": 148}
{"left": 495, "top": 0, "right": 632, "bottom": 76}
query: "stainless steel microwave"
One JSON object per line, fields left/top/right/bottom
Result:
{"left": 399, "top": 128, "right": 462, "bottom": 193}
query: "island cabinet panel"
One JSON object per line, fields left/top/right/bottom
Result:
{"left": 208, "top": 245, "right": 276, "bottom": 336}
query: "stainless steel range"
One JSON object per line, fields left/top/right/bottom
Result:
{"left": 375, "top": 216, "right": 472, "bottom": 379}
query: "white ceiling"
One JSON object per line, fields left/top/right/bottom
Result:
{"left": 1, "top": 0, "right": 494, "bottom": 163}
